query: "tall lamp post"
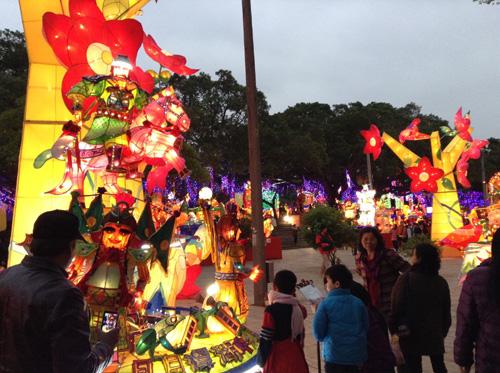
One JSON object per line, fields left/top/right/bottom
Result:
{"left": 241, "top": 0, "right": 266, "bottom": 306}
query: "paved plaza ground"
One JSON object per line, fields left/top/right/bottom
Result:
{"left": 184, "top": 247, "right": 466, "bottom": 373}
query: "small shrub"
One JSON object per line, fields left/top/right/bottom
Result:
{"left": 300, "top": 205, "right": 357, "bottom": 250}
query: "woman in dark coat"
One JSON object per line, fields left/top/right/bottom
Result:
{"left": 389, "top": 243, "right": 451, "bottom": 373}
{"left": 355, "top": 227, "right": 410, "bottom": 321}
{"left": 351, "top": 281, "right": 395, "bottom": 373}
{"left": 454, "top": 229, "right": 500, "bottom": 373}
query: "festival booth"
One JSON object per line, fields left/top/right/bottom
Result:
{"left": 12, "top": 1, "right": 263, "bottom": 371}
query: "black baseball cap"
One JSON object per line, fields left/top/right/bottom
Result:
{"left": 32, "top": 210, "right": 85, "bottom": 245}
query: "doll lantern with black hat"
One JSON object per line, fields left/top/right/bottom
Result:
{"left": 67, "top": 191, "right": 153, "bottom": 351}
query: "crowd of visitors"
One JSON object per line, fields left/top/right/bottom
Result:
{"left": 0, "top": 210, "right": 499, "bottom": 373}
{"left": 258, "top": 227, "right": 500, "bottom": 373}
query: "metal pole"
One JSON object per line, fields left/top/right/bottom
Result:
{"left": 366, "top": 153, "right": 373, "bottom": 189}
{"left": 242, "top": 0, "right": 266, "bottom": 306}
{"left": 481, "top": 149, "right": 488, "bottom": 201}
{"left": 317, "top": 341, "right": 322, "bottom": 373}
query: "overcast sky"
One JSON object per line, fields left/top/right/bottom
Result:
{"left": 1, "top": 0, "right": 499, "bottom": 138}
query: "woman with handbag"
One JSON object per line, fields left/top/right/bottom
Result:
{"left": 355, "top": 227, "right": 410, "bottom": 322}
{"left": 389, "top": 243, "right": 451, "bottom": 373}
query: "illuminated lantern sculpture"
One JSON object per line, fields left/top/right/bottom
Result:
{"left": 67, "top": 193, "right": 152, "bottom": 351}
{"left": 210, "top": 202, "right": 262, "bottom": 323}
{"left": 360, "top": 110, "right": 489, "bottom": 243}
{"left": 404, "top": 157, "right": 444, "bottom": 193}
{"left": 360, "top": 124, "right": 384, "bottom": 160}
{"left": 399, "top": 118, "right": 430, "bottom": 144}
{"left": 28, "top": 0, "right": 199, "bottom": 196}
{"left": 455, "top": 139, "right": 489, "bottom": 189}
{"left": 356, "top": 184, "right": 376, "bottom": 227}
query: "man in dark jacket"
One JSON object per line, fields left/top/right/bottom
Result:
{"left": 389, "top": 244, "right": 451, "bottom": 373}
{"left": 0, "top": 210, "right": 119, "bottom": 373}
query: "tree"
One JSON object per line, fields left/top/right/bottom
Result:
{"left": 473, "top": 0, "right": 499, "bottom": 4}
{"left": 171, "top": 70, "right": 269, "bottom": 178}
{"left": 0, "top": 29, "right": 28, "bottom": 186}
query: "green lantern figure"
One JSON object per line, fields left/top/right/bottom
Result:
{"left": 67, "top": 55, "right": 148, "bottom": 173}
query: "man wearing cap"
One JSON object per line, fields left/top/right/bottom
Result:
{"left": 0, "top": 210, "right": 119, "bottom": 373}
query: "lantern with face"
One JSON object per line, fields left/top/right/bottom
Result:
{"left": 100, "top": 197, "right": 137, "bottom": 250}
{"left": 101, "top": 222, "right": 133, "bottom": 250}
{"left": 111, "top": 55, "right": 133, "bottom": 78}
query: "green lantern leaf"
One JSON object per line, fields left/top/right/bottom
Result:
{"left": 436, "top": 149, "right": 442, "bottom": 160}
{"left": 33, "top": 149, "right": 53, "bottom": 169}
{"left": 440, "top": 126, "right": 451, "bottom": 135}
{"left": 441, "top": 177, "right": 454, "bottom": 190}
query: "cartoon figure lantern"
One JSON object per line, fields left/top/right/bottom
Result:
{"left": 68, "top": 194, "right": 152, "bottom": 350}
{"left": 210, "top": 202, "right": 262, "bottom": 323}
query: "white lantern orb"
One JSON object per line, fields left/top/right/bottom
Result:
{"left": 198, "top": 187, "right": 213, "bottom": 201}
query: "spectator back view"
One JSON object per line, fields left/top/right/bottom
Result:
{"left": 454, "top": 229, "right": 500, "bottom": 373}
{"left": 0, "top": 210, "right": 118, "bottom": 373}
{"left": 313, "top": 264, "right": 368, "bottom": 373}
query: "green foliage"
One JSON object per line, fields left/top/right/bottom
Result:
{"left": 0, "top": 30, "right": 27, "bottom": 186}
{"left": 400, "top": 234, "right": 433, "bottom": 256}
{"left": 171, "top": 69, "right": 269, "bottom": 178}
{"left": 182, "top": 142, "right": 210, "bottom": 183}
{"left": 473, "top": 0, "right": 499, "bottom": 4}
{"left": 442, "top": 178, "right": 454, "bottom": 190}
{"left": 300, "top": 205, "right": 357, "bottom": 249}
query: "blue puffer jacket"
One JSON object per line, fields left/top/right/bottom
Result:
{"left": 313, "top": 288, "right": 369, "bottom": 365}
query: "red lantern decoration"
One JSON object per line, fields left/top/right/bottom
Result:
{"left": 398, "top": 118, "right": 430, "bottom": 144}
{"left": 462, "top": 139, "right": 489, "bottom": 161}
{"left": 439, "top": 224, "right": 483, "bottom": 250}
{"left": 360, "top": 124, "right": 384, "bottom": 160}
{"left": 454, "top": 107, "right": 472, "bottom": 142}
{"left": 143, "top": 34, "right": 198, "bottom": 76}
{"left": 43, "top": 0, "right": 151, "bottom": 110}
{"left": 456, "top": 158, "right": 471, "bottom": 189}
{"left": 405, "top": 157, "right": 444, "bottom": 193}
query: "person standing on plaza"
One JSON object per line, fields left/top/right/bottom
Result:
{"left": 313, "top": 265, "right": 369, "bottom": 373}
{"left": 391, "top": 224, "right": 399, "bottom": 251}
{"left": 0, "top": 210, "right": 119, "bottom": 373}
{"left": 389, "top": 243, "right": 451, "bottom": 373}
{"left": 257, "top": 269, "right": 309, "bottom": 373}
{"left": 351, "top": 281, "right": 395, "bottom": 373}
{"left": 454, "top": 229, "right": 500, "bottom": 373}
{"left": 355, "top": 227, "right": 410, "bottom": 321}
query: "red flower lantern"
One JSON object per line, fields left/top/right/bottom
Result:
{"left": 43, "top": 0, "right": 152, "bottom": 109}
{"left": 43, "top": 0, "right": 198, "bottom": 111}
{"left": 143, "top": 34, "right": 198, "bottom": 76}
{"left": 455, "top": 139, "right": 488, "bottom": 189}
{"left": 456, "top": 158, "right": 471, "bottom": 189}
{"left": 360, "top": 124, "right": 384, "bottom": 160}
{"left": 405, "top": 157, "right": 444, "bottom": 193}
{"left": 454, "top": 107, "right": 472, "bottom": 142}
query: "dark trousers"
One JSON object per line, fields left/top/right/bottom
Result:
{"left": 402, "top": 354, "right": 447, "bottom": 373}
{"left": 325, "top": 362, "right": 361, "bottom": 373}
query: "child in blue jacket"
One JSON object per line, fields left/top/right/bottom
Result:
{"left": 313, "top": 264, "right": 369, "bottom": 373}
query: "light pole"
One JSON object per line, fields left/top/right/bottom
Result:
{"left": 241, "top": 0, "right": 266, "bottom": 306}
{"left": 480, "top": 147, "right": 489, "bottom": 202}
